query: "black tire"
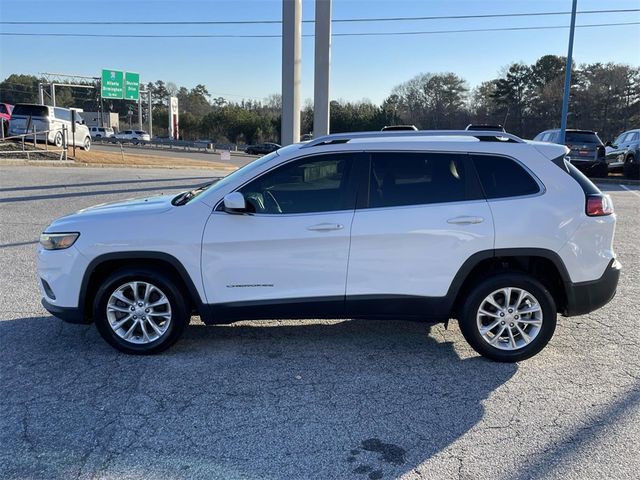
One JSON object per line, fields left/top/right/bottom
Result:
{"left": 458, "top": 272, "right": 557, "bottom": 362}
{"left": 132, "top": 138, "right": 139, "bottom": 145}
{"left": 623, "top": 155, "right": 639, "bottom": 180}
{"left": 54, "top": 132, "right": 63, "bottom": 148}
{"left": 92, "top": 268, "right": 190, "bottom": 354}
{"left": 591, "top": 162, "right": 608, "bottom": 178}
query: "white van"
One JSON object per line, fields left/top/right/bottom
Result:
{"left": 8, "top": 104, "right": 92, "bottom": 151}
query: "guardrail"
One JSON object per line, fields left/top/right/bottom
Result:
{"left": 0, "top": 126, "right": 68, "bottom": 161}
{"left": 92, "top": 137, "right": 251, "bottom": 155}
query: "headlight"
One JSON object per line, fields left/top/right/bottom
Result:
{"left": 39, "top": 232, "right": 80, "bottom": 250}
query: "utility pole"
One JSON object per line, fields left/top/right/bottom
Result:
{"left": 148, "top": 90, "right": 153, "bottom": 137}
{"left": 313, "top": 0, "right": 332, "bottom": 138}
{"left": 138, "top": 94, "right": 143, "bottom": 130}
{"left": 559, "top": 0, "right": 578, "bottom": 145}
{"left": 281, "top": 0, "right": 302, "bottom": 145}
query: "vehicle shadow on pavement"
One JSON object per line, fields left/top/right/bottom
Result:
{"left": 0, "top": 316, "right": 517, "bottom": 479}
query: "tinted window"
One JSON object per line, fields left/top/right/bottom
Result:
{"left": 472, "top": 155, "right": 540, "bottom": 199}
{"left": 368, "top": 152, "right": 480, "bottom": 208}
{"left": 0, "top": 105, "right": 7, "bottom": 114}
{"left": 12, "top": 105, "right": 49, "bottom": 117}
{"left": 53, "top": 108, "right": 72, "bottom": 122}
{"left": 565, "top": 132, "right": 602, "bottom": 144}
{"left": 239, "top": 153, "right": 353, "bottom": 214}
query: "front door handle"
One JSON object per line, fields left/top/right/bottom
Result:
{"left": 447, "top": 216, "right": 484, "bottom": 225}
{"left": 307, "top": 223, "right": 344, "bottom": 231}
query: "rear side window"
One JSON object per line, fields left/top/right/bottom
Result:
{"left": 472, "top": 155, "right": 540, "bottom": 199}
{"left": 53, "top": 108, "right": 72, "bottom": 122}
{"left": 368, "top": 152, "right": 482, "bottom": 208}
{"left": 12, "top": 105, "right": 49, "bottom": 117}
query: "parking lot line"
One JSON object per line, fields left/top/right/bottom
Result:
{"left": 620, "top": 184, "right": 640, "bottom": 198}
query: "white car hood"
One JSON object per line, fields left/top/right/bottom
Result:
{"left": 46, "top": 194, "right": 176, "bottom": 230}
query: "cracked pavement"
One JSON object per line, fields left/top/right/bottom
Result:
{"left": 1, "top": 166, "right": 639, "bottom": 480}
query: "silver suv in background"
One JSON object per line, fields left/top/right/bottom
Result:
{"left": 605, "top": 129, "right": 640, "bottom": 179}
{"left": 8, "top": 104, "right": 92, "bottom": 150}
{"left": 533, "top": 129, "right": 607, "bottom": 178}
{"left": 114, "top": 130, "right": 151, "bottom": 144}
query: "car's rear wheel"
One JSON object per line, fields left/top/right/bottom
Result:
{"left": 624, "top": 155, "right": 639, "bottom": 179}
{"left": 458, "top": 273, "right": 557, "bottom": 362}
{"left": 93, "top": 268, "right": 190, "bottom": 354}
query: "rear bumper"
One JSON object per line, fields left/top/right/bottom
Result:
{"left": 564, "top": 258, "right": 621, "bottom": 316}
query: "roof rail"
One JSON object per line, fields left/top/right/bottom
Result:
{"left": 301, "top": 129, "right": 524, "bottom": 148}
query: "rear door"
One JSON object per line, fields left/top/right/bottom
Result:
{"left": 345, "top": 151, "right": 494, "bottom": 318}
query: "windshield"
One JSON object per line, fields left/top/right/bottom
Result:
{"left": 200, "top": 150, "right": 281, "bottom": 197}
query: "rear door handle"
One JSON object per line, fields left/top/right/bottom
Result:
{"left": 447, "top": 216, "right": 484, "bottom": 225}
{"left": 307, "top": 223, "right": 344, "bottom": 231}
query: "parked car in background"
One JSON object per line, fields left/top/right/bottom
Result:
{"left": 115, "top": 130, "right": 151, "bottom": 143}
{"left": 245, "top": 142, "right": 280, "bottom": 155}
{"left": 8, "top": 104, "right": 91, "bottom": 150}
{"left": 0, "top": 102, "right": 12, "bottom": 136}
{"left": 605, "top": 129, "right": 640, "bottom": 179}
{"left": 89, "top": 126, "right": 115, "bottom": 139}
{"left": 533, "top": 129, "right": 607, "bottom": 178}
{"left": 381, "top": 125, "right": 418, "bottom": 131}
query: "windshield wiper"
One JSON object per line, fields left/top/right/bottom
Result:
{"left": 173, "top": 183, "right": 212, "bottom": 206}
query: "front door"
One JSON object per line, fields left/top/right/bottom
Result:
{"left": 201, "top": 152, "right": 361, "bottom": 319}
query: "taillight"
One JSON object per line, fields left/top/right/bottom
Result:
{"left": 586, "top": 194, "right": 614, "bottom": 216}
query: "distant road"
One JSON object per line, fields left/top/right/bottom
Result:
{"left": 91, "top": 143, "right": 256, "bottom": 168}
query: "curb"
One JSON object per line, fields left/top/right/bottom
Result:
{"left": 0, "top": 159, "right": 238, "bottom": 171}
{"left": 593, "top": 177, "right": 640, "bottom": 186}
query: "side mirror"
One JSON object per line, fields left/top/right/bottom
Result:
{"left": 223, "top": 192, "right": 247, "bottom": 214}
{"left": 605, "top": 141, "right": 613, "bottom": 147}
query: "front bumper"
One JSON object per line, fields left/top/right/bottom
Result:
{"left": 564, "top": 258, "right": 621, "bottom": 316}
{"left": 41, "top": 298, "right": 88, "bottom": 324}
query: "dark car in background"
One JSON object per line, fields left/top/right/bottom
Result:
{"left": 533, "top": 129, "right": 608, "bottom": 178}
{"left": 605, "top": 129, "right": 640, "bottom": 179}
{"left": 245, "top": 142, "right": 281, "bottom": 155}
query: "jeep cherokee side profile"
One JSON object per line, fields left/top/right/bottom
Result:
{"left": 38, "top": 130, "right": 620, "bottom": 362}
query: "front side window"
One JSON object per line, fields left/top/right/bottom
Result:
{"left": 368, "top": 152, "right": 480, "bottom": 208}
{"left": 239, "top": 153, "right": 353, "bottom": 214}
{"left": 472, "top": 155, "right": 540, "bottom": 199}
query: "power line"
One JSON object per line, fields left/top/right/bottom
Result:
{"left": 0, "top": 22, "right": 638, "bottom": 39}
{"left": 0, "top": 8, "right": 637, "bottom": 25}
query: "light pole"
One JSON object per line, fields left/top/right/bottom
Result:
{"left": 559, "top": 0, "right": 578, "bottom": 145}
{"left": 313, "top": 0, "right": 332, "bottom": 138}
{"left": 281, "top": 0, "right": 302, "bottom": 145}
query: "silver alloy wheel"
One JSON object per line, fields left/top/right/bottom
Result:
{"left": 54, "top": 132, "right": 63, "bottom": 148}
{"left": 106, "top": 281, "right": 172, "bottom": 345}
{"left": 476, "top": 287, "right": 543, "bottom": 351}
{"left": 83, "top": 137, "right": 91, "bottom": 151}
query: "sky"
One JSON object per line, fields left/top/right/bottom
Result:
{"left": 0, "top": 0, "right": 639, "bottom": 105}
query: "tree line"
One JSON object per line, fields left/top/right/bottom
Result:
{"left": 1, "top": 55, "right": 638, "bottom": 143}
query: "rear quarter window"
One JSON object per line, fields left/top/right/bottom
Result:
{"left": 472, "top": 154, "right": 541, "bottom": 199}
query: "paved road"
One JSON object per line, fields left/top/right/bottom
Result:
{"left": 91, "top": 143, "right": 256, "bottom": 168}
{"left": 1, "top": 166, "right": 639, "bottom": 480}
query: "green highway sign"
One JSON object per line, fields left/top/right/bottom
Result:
{"left": 101, "top": 69, "right": 124, "bottom": 99}
{"left": 124, "top": 71, "right": 140, "bottom": 101}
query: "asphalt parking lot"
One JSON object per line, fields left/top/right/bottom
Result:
{"left": 1, "top": 165, "right": 639, "bottom": 480}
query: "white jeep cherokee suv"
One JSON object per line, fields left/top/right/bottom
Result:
{"left": 38, "top": 130, "right": 620, "bottom": 361}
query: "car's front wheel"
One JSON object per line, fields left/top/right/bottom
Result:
{"left": 83, "top": 136, "right": 91, "bottom": 151}
{"left": 93, "top": 268, "right": 190, "bottom": 354}
{"left": 458, "top": 273, "right": 557, "bottom": 362}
